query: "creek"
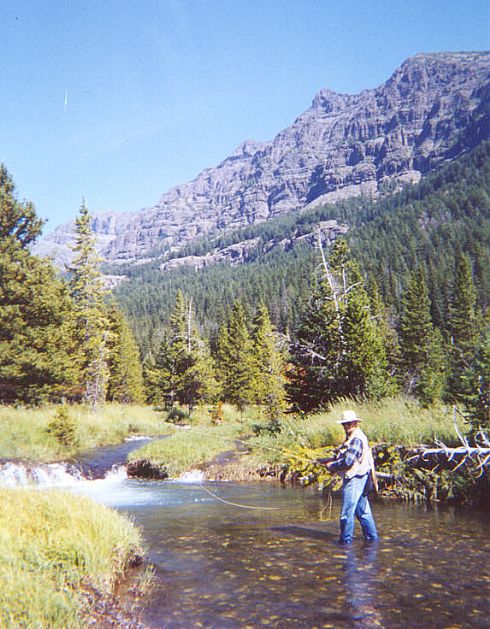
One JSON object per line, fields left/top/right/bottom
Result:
{"left": 1, "top": 441, "right": 489, "bottom": 628}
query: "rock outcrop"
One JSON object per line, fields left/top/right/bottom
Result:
{"left": 34, "top": 51, "right": 490, "bottom": 266}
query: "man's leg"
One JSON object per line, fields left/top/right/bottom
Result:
{"left": 355, "top": 487, "right": 379, "bottom": 541}
{"left": 339, "top": 476, "right": 364, "bottom": 544}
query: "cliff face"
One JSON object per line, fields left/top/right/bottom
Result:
{"left": 35, "top": 52, "right": 490, "bottom": 265}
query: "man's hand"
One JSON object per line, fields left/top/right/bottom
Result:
{"left": 315, "top": 458, "right": 333, "bottom": 467}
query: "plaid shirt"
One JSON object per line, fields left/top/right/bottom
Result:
{"left": 328, "top": 437, "right": 363, "bottom": 472}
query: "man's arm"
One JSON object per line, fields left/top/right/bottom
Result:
{"left": 327, "top": 438, "right": 363, "bottom": 472}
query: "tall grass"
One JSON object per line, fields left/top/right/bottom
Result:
{"left": 248, "top": 397, "right": 460, "bottom": 465}
{"left": 128, "top": 419, "right": 246, "bottom": 477}
{"left": 0, "top": 403, "right": 172, "bottom": 461}
{"left": 0, "top": 489, "right": 144, "bottom": 628}
{"left": 128, "top": 398, "right": 462, "bottom": 473}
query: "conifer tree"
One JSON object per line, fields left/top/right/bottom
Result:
{"left": 155, "top": 291, "right": 218, "bottom": 412}
{"left": 142, "top": 351, "right": 160, "bottom": 405}
{"left": 67, "top": 201, "right": 109, "bottom": 410}
{"left": 180, "top": 339, "right": 219, "bottom": 412}
{"left": 0, "top": 165, "right": 77, "bottom": 403}
{"left": 154, "top": 333, "right": 177, "bottom": 409}
{"left": 287, "top": 277, "right": 342, "bottom": 412}
{"left": 418, "top": 327, "right": 447, "bottom": 405}
{"left": 341, "top": 281, "right": 390, "bottom": 399}
{"left": 398, "top": 266, "right": 447, "bottom": 403}
{"left": 251, "top": 303, "right": 287, "bottom": 422}
{"left": 0, "top": 249, "right": 78, "bottom": 403}
{"left": 447, "top": 254, "right": 479, "bottom": 403}
{"left": 215, "top": 300, "right": 257, "bottom": 411}
{"left": 0, "top": 164, "right": 43, "bottom": 247}
{"left": 462, "top": 328, "right": 490, "bottom": 433}
{"left": 367, "top": 278, "right": 399, "bottom": 395}
{"left": 106, "top": 305, "right": 145, "bottom": 404}
{"left": 288, "top": 238, "right": 392, "bottom": 412}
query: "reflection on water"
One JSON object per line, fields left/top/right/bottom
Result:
{"left": 73, "top": 476, "right": 490, "bottom": 628}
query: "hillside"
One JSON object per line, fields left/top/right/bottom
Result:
{"left": 113, "top": 141, "right": 490, "bottom": 352}
{"left": 33, "top": 51, "right": 490, "bottom": 267}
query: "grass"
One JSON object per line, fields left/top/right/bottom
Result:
{"left": 127, "top": 419, "right": 246, "bottom": 477}
{"left": 249, "top": 397, "right": 460, "bottom": 464}
{"left": 0, "top": 403, "right": 173, "bottom": 461}
{"left": 0, "top": 488, "right": 145, "bottom": 628}
{"left": 128, "top": 397, "right": 462, "bottom": 474}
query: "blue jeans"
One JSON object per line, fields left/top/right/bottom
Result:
{"left": 339, "top": 473, "right": 378, "bottom": 545}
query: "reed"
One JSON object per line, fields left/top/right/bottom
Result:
{"left": 0, "top": 489, "right": 144, "bottom": 628}
{"left": 0, "top": 403, "right": 172, "bottom": 461}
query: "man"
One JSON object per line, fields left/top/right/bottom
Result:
{"left": 322, "top": 410, "right": 378, "bottom": 545}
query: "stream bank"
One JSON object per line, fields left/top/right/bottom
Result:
{"left": 125, "top": 442, "right": 490, "bottom": 508}
{"left": 2, "top": 436, "right": 489, "bottom": 627}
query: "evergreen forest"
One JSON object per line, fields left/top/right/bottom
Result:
{"left": 1, "top": 141, "right": 489, "bottom": 432}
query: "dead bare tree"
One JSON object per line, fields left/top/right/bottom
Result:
{"left": 405, "top": 406, "right": 490, "bottom": 478}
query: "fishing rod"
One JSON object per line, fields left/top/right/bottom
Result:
{"left": 169, "top": 425, "right": 338, "bottom": 511}
{"left": 173, "top": 424, "right": 332, "bottom": 465}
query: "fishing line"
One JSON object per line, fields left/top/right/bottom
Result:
{"left": 169, "top": 425, "right": 336, "bottom": 510}
{"left": 198, "top": 482, "right": 283, "bottom": 510}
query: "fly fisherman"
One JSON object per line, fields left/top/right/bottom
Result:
{"left": 319, "top": 410, "right": 379, "bottom": 545}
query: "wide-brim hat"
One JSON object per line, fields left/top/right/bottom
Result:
{"left": 337, "top": 410, "right": 362, "bottom": 424}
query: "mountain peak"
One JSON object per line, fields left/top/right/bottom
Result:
{"left": 35, "top": 51, "right": 490, "bottom": 266}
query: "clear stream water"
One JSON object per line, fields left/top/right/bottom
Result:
{"left": 1, "top": 442, "right": 489, "bottom": 628}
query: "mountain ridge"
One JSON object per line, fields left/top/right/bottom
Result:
{"left": 33, "top": 51, "right": 490, "bottom": 266}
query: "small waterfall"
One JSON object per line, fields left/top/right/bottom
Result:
{"left": 0, "top": 461, "right": 84, "bottom": 488}
{"left": 176, "top": 470, "right": 205, "bottom": 483}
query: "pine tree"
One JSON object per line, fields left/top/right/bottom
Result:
{"left": 155, "top": 291, "right": 218, "bottom": 412}
{"left": 180, "top": 338, "right": 219, "bottom": 412}
{"left": 106, "top": 305, "right": 145, "bottom": 404}
{"left": 398, "top": 266, "right": 447, "bottom": 402}
{"left": 417, "top": 328, "right": 447, "bottom": 406}
{"left": 0, "top": 249, "right": 79, "bottom": 403}
{"left": 341, "top": 282, "right": 390, "bottom": 399}
{"left": 142, "top": 351, "right": 161, "bottom": 405}
{"left": 0, "top": 164, "right": 43, "bottom": 247}
{"left": 154, "top": 333, "right": 177, "bottom": 409}
{"left": 67, "top": 201, "right": 109, "bottom": 410}
{"left": 287, "top": 277, "right": 341, "bottom": 412}
{"left": 251, "top": 303, "right": 287, "bottom": 422}
{"left": 447, "top": 254, "right": 479, "bottom": 403}
{"left": 0, "top": 166, "right": 78, "bottom": 403}
{"left": 288, "top": 238, "right": 392, "bottom": 412}
{"left": 215, "top": 300, "right": 257, "bottom": 411}
{"left": 462, "top": 328, "right": 490, "bottom": 433}
{"left": 367, "top": 278, "right": 399, "bottom": 395}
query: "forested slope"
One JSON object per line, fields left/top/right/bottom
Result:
{"left": 113, "top": 141, "right": 490, "bottom": 353}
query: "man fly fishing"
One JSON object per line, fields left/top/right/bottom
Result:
{"left": 318, "top": 410, "right": 379, "bottom": 545}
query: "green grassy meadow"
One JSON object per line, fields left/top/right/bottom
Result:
{"left": 0, "top": 403, "right": 173, "bottom": 461}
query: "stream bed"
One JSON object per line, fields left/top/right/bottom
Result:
{"left": 1, "top": 441, "right": 489, "bottom": 628}
{"left": 75, "top": 473, "right": 489, "bottom": 629}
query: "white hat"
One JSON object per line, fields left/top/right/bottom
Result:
{"left": 337, "top": 410, "right": 362, "bottom": 424}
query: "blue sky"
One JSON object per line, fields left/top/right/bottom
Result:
{"left": 1, "top": 0, "right": 489, "bottom": 231}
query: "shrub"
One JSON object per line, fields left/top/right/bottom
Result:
{"left": 46, "top": 407, "right": 78, "bottom": 447}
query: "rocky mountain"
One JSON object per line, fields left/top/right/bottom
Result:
{"left": 34, "top": 51, "right": 490, "bottom": 266}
